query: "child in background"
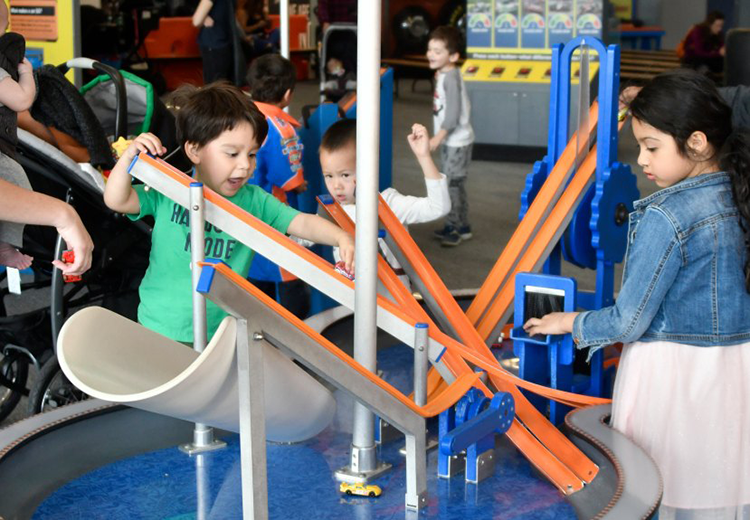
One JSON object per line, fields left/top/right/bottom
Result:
{"left": 321, "top": 119, "right": 449, "bottom": 288}
{"left": 426, "top": 25, "right": 474, "bottom": 247}
{"left": 524, "top": 69, "right": 750, "bottom": 519}
{"left": 245, "top": 54, "right": 310, "bottom": 319}
{"left": 104, "top": 82, "right": 354, "bottom": 343}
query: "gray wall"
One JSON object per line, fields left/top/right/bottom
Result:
{"left": 660, "top": 0, "right": 708, "bottom": 48}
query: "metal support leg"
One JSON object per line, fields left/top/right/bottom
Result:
{"left": 414, "top": 323, "right": 428, "bottom": 407}
{"left": 180, "top": 183, "right": 226, "bottom": 455}
{"left": 236, "top": 320, "right": 269, "bottom": 520}
{"left": 400, "top": 323, "right": 438, "bottom": 456}
{"left": 195, "top": 453, "right": 209, "bottom": 520}
{"left": 404, "top": 427, "right": 428, "bottom": 510}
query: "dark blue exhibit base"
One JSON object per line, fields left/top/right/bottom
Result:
{"left": 33, "top": 345, "right": 577, "bottom": 520}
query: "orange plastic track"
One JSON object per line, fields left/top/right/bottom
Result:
{"left": 319, "top": 198, "right": 608, "bottom": 407}
{"left": 377, "top": 196, "right": 599, "bottom": 489}
{"left": 320, "top": 198, "right": 590, "bottom": 493}
{"left": 202, "top": 262, "right": 482, "bottom": 418}
{"left": 474, "top": 118, "right": 627, "bottom": 341}
{"left": 466, "top": 103, "right": 600, "bottom": 327}
{"left": 136, "top": 153, "right": 483, "bottom": 417}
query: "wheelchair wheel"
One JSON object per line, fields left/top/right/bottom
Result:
{"left": 0, "top": 350, "right": 29, "bottom": 422}
{"left": 27, "top": 355, "right": 88, "bottom": 416}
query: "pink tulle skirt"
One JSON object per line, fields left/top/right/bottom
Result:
{"left": 611, "top": 341, "right": 750, "bottom": 519}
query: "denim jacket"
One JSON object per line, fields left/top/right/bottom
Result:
{"left": 573, "top": 172, "right": 750, "bottom": 355}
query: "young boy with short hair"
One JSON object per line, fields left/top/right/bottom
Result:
{"left": 104, "top": 82, "right": 354, "bottom": 342}
{"left": 245, "top": 54, "right": 310, "bottom": 318}
{"left": 321, "top": 118, "right": 449, "bottom": 287}
{"left": 426, "top": 25, "right": 474, "bottom": 247}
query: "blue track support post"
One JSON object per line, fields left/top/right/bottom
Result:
{"left": 510, "top": 273, "right": 577, "bottom": 425}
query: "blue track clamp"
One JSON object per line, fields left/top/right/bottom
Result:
{"left": 439, "top": 392, "right": 515, "bottom": 457}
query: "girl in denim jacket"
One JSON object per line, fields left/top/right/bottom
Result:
{"left": 525, "top": 69, "right": 750, "bottom": 519}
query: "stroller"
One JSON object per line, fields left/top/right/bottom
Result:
{"left": 319, "top": 24, "right": 357, "bottom": 103}
{"left": 0, "top": 59, "right": 182, "bottom": 422}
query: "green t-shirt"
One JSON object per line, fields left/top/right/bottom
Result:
{"left": 128, "top": 183, "right": 300, "bottom": 342}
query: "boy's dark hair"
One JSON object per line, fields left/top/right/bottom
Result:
{"left": 170, "top": 81, "right": 269, "bottom": 147}
{"left": 246, "top": 54, "right": 297, "bottom": 104}
{"left": 320, "top": 118, "right": 356, "bottom": 153}
{"left": 429, "top": 26, "right": 462, "bottom": 56}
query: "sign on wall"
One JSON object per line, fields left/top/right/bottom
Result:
{"left": 468, "top": 0, "right": 603, "bottom": 59}
{"left": 8, "top": 0, "right": 80, "bottom": 83}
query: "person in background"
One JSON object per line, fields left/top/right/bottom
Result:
{"left": 316, "top": 0, "right": 356, "bottom": 34}
{"left": 193, "top": 0, "right": 236, "bottom": 84}
{"left": 236, "top": 0, "right": 279, "bottom": 59}
{"left": 427, "top": 26, "right": 475, "bottom": 247}
{"left": 245, "top": 54, "right": 309, "bottom": 318}
{"left": 321, "top": 119, "right": 450, "bottom": 289}
{"left": 681, "top": 11, "right": 725, "bottom": 76}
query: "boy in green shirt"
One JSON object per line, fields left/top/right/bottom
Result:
{"left": 104, "top": 82, "right": 354, "bottom": 342}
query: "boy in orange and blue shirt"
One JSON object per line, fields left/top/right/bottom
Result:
{"left": 246, "top": 54, "right": 310, "bottom": 318}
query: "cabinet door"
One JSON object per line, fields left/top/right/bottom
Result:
{"left": 468, "top": 86, "right": 519, "bottom": 145}
{"left": 518, "top": 90, "right": 550, "bottom": 147}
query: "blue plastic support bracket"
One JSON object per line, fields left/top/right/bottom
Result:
{"left": 196, "top": 258, "right": 226, "bottom": 295}
{"left": 439, "top": 392, "right": 515, "bottom": 483}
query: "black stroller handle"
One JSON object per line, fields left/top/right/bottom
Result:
{"left": 58, "top": 58, "right": 128, "bottom": 141}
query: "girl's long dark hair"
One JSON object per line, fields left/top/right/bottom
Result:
{"left": 629, "top": 69, "right": 750, "bottom": 292}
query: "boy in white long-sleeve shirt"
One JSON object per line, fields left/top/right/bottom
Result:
{"left": 321, "top": 119, "right": 450, "bottom": 287}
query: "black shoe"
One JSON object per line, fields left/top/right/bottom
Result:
{"left": 457, "top": 226, "right": 473, "bottom": 240}
{"left": 433, "top": 225, "right": 455, "bottom": 240}
{"left": 441, "top": 230, "right": 463, "bottom": 247}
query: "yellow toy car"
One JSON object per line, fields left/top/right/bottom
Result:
{"left": 339, "top": 482, "right": 382, "bottom": 497}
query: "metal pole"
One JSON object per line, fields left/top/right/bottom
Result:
{"left": 280, "top": 0, "right": 290, "bottom": 113}
{"left": 413, "top": 323, "right": 429, "bottom": 407}
{"left": 280, "top": 0, "right": 290, "bottom": 59}
{"left": 350, "top": 0, "right": 387, "bottom": 477}
{"left": 195, "top": 453, "right": 209, "bottom": 520}
{"left": 191, "top": 183, "right": 207, "bottom": 352}
{"left": 180, "top": 183, "right": 226, "bottom": 454}
{"left": 335, "top": 0, "right": 390, "bottom": 482}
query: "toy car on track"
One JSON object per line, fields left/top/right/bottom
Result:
{"left": 339, "top": 482, "right": 382, "bottom": 497}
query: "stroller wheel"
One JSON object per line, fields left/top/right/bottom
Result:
{"left": 27, "top": 355, "right": 88, "bottom": 416}
{"left": 0, "top": 350, "right": 29, "bottom": 423}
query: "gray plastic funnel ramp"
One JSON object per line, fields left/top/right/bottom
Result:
{"left": 56, "top": 306, "right": 336, "bottom": 442}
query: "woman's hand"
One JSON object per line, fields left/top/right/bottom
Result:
{"left": 52, "top": 207, "right": 94, "bottom": 276}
